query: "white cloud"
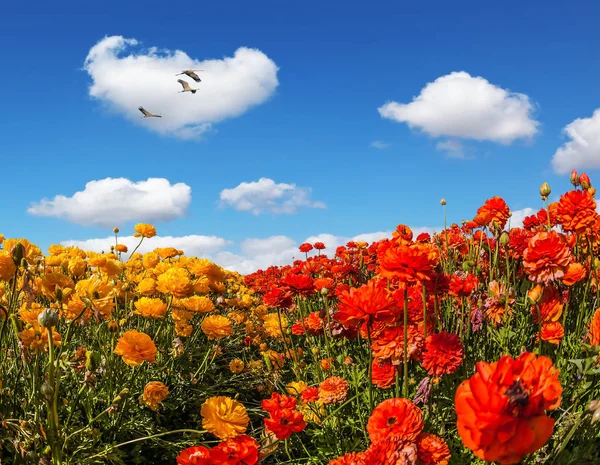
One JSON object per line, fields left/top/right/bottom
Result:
{"left": 84, "top": 35, "right": 279, "bottom": 139}
{"left": 62, "top": 235, "right": 230, "bottom": 257}
{"left": 28, "top": 178, "right": 191, "bottom": 228}
{"left": 507, "top": 207, "right": 536, "bottom": 229}
{"left": 378, "top": 71, "right": 539, "bottom": 144}
{"left": 219, "top": 178, "right": 326, "bottom": 215}
{"left": 371, "top": 140, "right": 390, "bottom": 149}
{"left": 436, "top": 140, "right": 467, "bottom": 159}
{"left": 551, "top": 109, "right": 600, "bottom": 174}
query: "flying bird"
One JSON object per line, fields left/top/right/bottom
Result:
{"left": 176, "top": 69, "right": 203, "bottom": 82}
{"left": 138, "top": 106, "right": 162, "bottom": 118}
{"left": 177, "top": 79, "right": 198, "bottom": 94}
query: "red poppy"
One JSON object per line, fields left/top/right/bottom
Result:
{"left": 540, "top": 321, "right": 564, "bottom": 345}
{"left": 420, "top": 331, "right": 464, "bottom": 377}
{"left": 210, "top": 435, "right": 259, "bottom": 465}
{"left": 366, "top": 398, "right": 424, "bottom": 443}
{"left": 455, "top": 352, "right": 562, "bottom": 464}
{"left": 176, "top": 446, "right": 211, "bottom": 465}
{"left": 448, "top": 273, "right": 478, "bottom": 297}
{"left": 562, "top": 262, "right": 586, "bottom": 286}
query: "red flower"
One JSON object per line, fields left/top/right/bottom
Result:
{"left": 283, "top": 272, "right": 315, "bottom": 295}
{"left": 416, "top": 433, "right": 451, "bottom": 465}
{"left": 314, "top": 242, "right": 326, "bottom": 250}
{"left": 210, "top": 435, "right": 259, "bottom": 465}
{"left": 371, "top": 324, "right": 424, "bottom": 365}
{"left": 556, "top": 189, "right": 598, "bottom": 233}
{"left": 362, "top": 436, "right": 418, "bottom": 465}
{"left": 421, "top": 331, "right": 464, "bottom": 377}
{"left": 366, "top": 398, "right": 424, "bottom": 443}
{"left": 335, "top": 279, "right": 398, "bottom": 329}
{"left": 416, "top": 232, "right": 431, "bottom": 243}
{"left": 262, "top": 287, "right": 293, "bottom": 309}
{"left": 455, "top": 352, "right": 562, "bottom": 464}
{"left": 299, "top": 243, "right": 313, "bottom": 253}
{"left": 305, "top": 311, "right": 324, "bottom": 335}
{"left": 264, "top": 408, "right": 306, "bottom": 440}
{"left": 448, "top": 273, "right": 478, "bottom": 297}
{"left": 587, "top": 308, "right": 600, "bottom": 347}
{"left": 523, "top": 231, "right": 571, "bottom": 284}
{"left": 262, "top": 392, "right": 297, "bottom": 413}
{"left": 301, "top": 387, "right": 319, "bottom": 403}
{"left": 473, "top": 196, "right": 510, "bottom": 230}
{"left": 176, "top": 446, "right": 211, "bottom": 465}
{"left": 328, "top": 452, "right": 366, "bottom": 465}
{"left": 372, "top": 359, "right": 396, "bottom": 389}
{"left": 540, "top": 321, "right": 564, "bottom": 345}
{"left": 378, "top": 243, "right": 437, "bottom": 284}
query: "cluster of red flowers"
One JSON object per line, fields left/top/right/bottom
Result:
{"left": 261, "top": 392, "right": 306, "bottom": 440}
{"left": 176, "top": 435, "right": 259, "bottom": 465}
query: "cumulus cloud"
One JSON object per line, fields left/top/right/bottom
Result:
{"left": 436, "top": 140, "right": 467, "bottom": 159}
{"left": 219, "top": 178, "right": 326, "bottom": 215}
{"left": 378, "top": 71, "right": 539, "bottom": 144}
{"left": 371, "top": 140, "right": 390, "bottom": 149}
{"left": 551, "top": 109, "right": 600, "bottom": 174}
{"left": 84, "top": 35, "right": 279, "bottom": 139}
{"left": 28, "top": 178, "right": 191, "bottom": 228}
{"left": 62, "top": 235, "right": 230, "bottom": 258}
{"left": 507, "top": 207, "right": 536, "bottom": 229}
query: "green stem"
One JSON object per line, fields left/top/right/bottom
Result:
{"left": 403, "top": 288, "right": 409, "bottom": 398}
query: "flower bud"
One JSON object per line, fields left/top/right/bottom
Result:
{"left": 580, "top": 173, "right": 592, "bottom": 190}
{"left": 590, "top": 187, "right": 596, "bottom": 197}
{"left": 440, "top": 198, "right": 447, "bottom": 206}
{"left": 570, "top": 169, "right": 580, "bottom": 187}
{"left": 38, "top": 309, "right": 59, "bottom": 328}
{"left": 499, "top": 232, "right": 510, "bottom": 246}
{"left": 311, "top": 347, "right": 320, "bottom": 356}
{"left": 112, "top": 388, "right": 130, "bottom": 405}
{"left": 527, "top": 285, "right": 543, "bottom": 304}
{"left": 320, "top": 287, "right": 329, "bottom": 296}
{"left": 113, "top": 228, "right": 120, "bottom": 234}
{"left": 11, "top": 243, "right": 25, "bottom": 266}
{"left": 539, "top": 182, "right": 551, "bottom": 198}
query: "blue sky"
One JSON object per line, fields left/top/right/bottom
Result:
{"left": 2, "top": 0, "right": 600, "bottom": 272}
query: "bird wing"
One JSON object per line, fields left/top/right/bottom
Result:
{"left": 177, "top": 79, "right": 190, "bottom": 90}
{"left": 188, "top": 71, "right": 201, "bottom": 82}
{"left": 138, "top": 106, "right": 150, "bottom": 116}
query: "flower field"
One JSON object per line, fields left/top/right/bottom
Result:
{"left": 1, "top": 173, "right": 600, "bottom": 465}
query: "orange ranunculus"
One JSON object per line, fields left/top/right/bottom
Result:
{"left": 264, "top": 408, "right": 306, "bottom": 440}
{"left": 201, "top": 396, "right": 249, "bottom": 440}
{"left": 366, "top": 398, "right": 424, "bottom": 443}
{"left": 378, "top": 243, "right": 437, "bottom": 284}
{"left": 327, "top": 452, "right": 366, "bottom": 465}
{"left": 556, "top": 189, "right": 598, "bottom": 233}
{"left": 362, "top": 435, "right": 418, "bottom": 465}
{"left": 142, "top": 381, "right": 169, "bottom": 410}
{"left": 176, "top": 446, "right": 211, "bottom": 465}
{"left": 531, "top": 286, "right": 563, "bottom": 324}
{"left": 587, "top": 308, "right": 600, "bottom": 347}
{"left": 211, "top": 435, "right": 259, "bottom": 465}
{"left": 318, "top": 376, "right": 349, "bottom": 405}
{"left": 201, "top": 315, "right": 233, "bottom": 340}
{"left": 540, "top": 322, "right": 564, "bottom": 345}
{"left": 484, "top": 281, "right": 515, "bottom": 326}
{"left": 473, "top": 196, "right": 510, "bottom": 230}
{"left": 134, "top": 223, "right": 157, "bottom": 238}
{"left": 372, "top": 359, "right": 396, "bottom": 389}
{"left": 335, "top": 279, "right": 398, "bottom": 328}
{"left": 115, "top": 243, "right": 128, "bottom": 253}
{"left": 523, "top": 231, "right": 571, "bottom": 284}
{"left": 134, "top": 297, "right": 168, "bottom": 319}
{"left": 0, "top": 251, "right": 17, "bottom": 281}
{"left": 392, "top": 224, "right": 414, "bottom": 242}
{"left": 371, "top": 325, "right": 423, "bottom": 365}
{"left": 156, "top": 267, "right": 193, "bottom": 298}
{"left": 114, "top": 330, "right": 157, "bottom": 366}
{"left": 416, "top": 433, "right": 451, "bottom": 465}
{"left": 179, "top": 295, "right": 215, "bottom": 313}
{"left": 562, "top": 262, "right": 586, "bottom": 286}
{"left": 137, "top": 277, "right": 157, "bottom": 295}
{"left": 455, "top": 352, "right": 562, "bottom": 464}
{"left": 420, "top": 331, "right": 464, "bottom": 377}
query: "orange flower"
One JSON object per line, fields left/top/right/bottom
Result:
{"left": 421, "top": 331, "right": 464, "bottom": 377}
{"left": 587, "top": 308, "right": 600, "bottom": 346}
{"left": 134, "top": 297, "right": 167, "bottom": 319}
{"left": 531, "top": 286, "right": 563, "bottom": 323}
{"left": 473, "top": 196, "right": 510, "bottom": 230}
{"left": 455, "top": 352, "right": 562, "bottom": 464}
{"left": 142, "top": 381, "right": 169, "bottom": 410}
{"left": 211, "top": 435, "right": 259, "bottom": 465}
{"left": 556, "top": 189, "right": 598, "bottom": 233}
{"left": 335, "top": 279, "right": 398, "bottom": 328}
{"left": 416, "top": 433, "right": 451, "bottom": 465}
{"left": 484, "top": 281, "right": 515, "bottom": 326}
{"left": 372, "top": 359, "right": 396, "bottom": 389}
{"left": 327, "top": 452, "right": 366, "bottom": 465}
{"left": 371, "top": 325, "right": 423, "bottom": 365}
{"left": 0, "top": 251, "right": 17, "bottom": 281}
{"left": 134, "top": 223, "right": 157, "bottom": 238}
{"left": 366, "top": 398, "right": 424, "bottom": 443}
{"left": 378, "top": 243, "right": 436, "bottom": 284}
{"left": 362, "top": 436, "right": 417, "bottom": 465}
{"left": 562, "top": 262, "right": 586, "bottom": 286}
{"left": 523, "top": 231, "right": 571, "bottom": 284}
{"left": 176, "top": 446, "right": 211, "bottom": 465}
{"left": 115, "top": 243, "right": 128, "bottom": 253}
{"left": 540, "top": 322, "right": 564, "bottom": 345}
{"left": 318, "top": 376, "right": 349, "bottom": 405}
{"left": 201, "top": 315, "right": 233, "bottom": 340}
{"left": 114, "top": 330, "right": 157, "bottom": 366}
{"left": 201, "top": 396, "right": 249, "bottom": 440}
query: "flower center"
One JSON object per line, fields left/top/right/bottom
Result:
{"left": 280, "top": 418, "right": 289, "bottom": 425}
{"left": 387, "top": 416, "right": 397, "bottom": 426}
{"left": 505, "top": 379, "right": 529, "bottom": 412}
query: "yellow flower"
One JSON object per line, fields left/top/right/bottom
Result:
{"left": 134, "top": 223, "right": 157, "bottom": 239}
{"left": 179, "top": 295, "right": 215, "bottom": 313}
{"left": 0, "top": 251, "right": 17, "bottom": 281}
{"left": 229, "top": 359, "right": 244, "bottom": 373}
{"left": 155, "top": 247, "right": 179, "bottom": 260}
{"left": 101, "top": 259, "right": 124, "bottom": 277}
{"left": 134, "top": 297, "right": 167, "bottom": 319}
{"left": 156, "top": 267, "right": 193, "bottom": 298}
{"left": 142, "top": 382, "right": 169, "bottom": 410}
{"left": 3, "top": 238, "right": 42, "bottom": 265}
{"left": 175, "top": 322, "right": 193, "bottom": 337}
{"left": 286, "top": 381, "right": 308, "bottom": 396}
{"left": 201, "top": 396, "right": 249, "bottom": 439}
{"left": 68, "top": 257, "right": 87, "bottom": 277}
{"left": 201, "top": 315, "right": 233, "bottom": 340}
{"left": 114, "top": 330, "right": 157, "bottom": 366}
{"left": 142, "top": 252, "right": 160, "bottom": 269}
{"left": 115, "top": 244, "right": 128, "bottom": 253}
{"left": 137, "top": 278, "right": 157, "bottom": 296}
{"left": 18, "top": 324, "right": 61, "bottom": 352}
{"left": 262, "top": 313, "right": 288, "bottom": 339}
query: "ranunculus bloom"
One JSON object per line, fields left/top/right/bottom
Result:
{"left": 301, "top": 387, "right": 320, "bottom": 403}
{"left": 455, "top": 352, "right": 562, "bottom": 464}
{"left": 262, "top": 287, "right": 294, "bottom": 309}
{"left": 201, "top": 315, "right": 233, "bottom": 340}
{"left": 372, "top": 359, "right": 396, "bottom": 389}
{"left": 134, "top": 297, "right": 167, "bottom": 319}
{"left": 314, "top": 241, "right": 326, "bottom": 250}
{"left": 362, "top": 435, "right": 418, "bottom": 465}
{"left": 210, "top": 435, "right": 259, "bottom": 465}
{"left": 371, "top": 325, "right": 424, "bottom": 365}
{"left": 264, "top": 407, "right": 306, "bottom": 440}
{"left": 0, "top": 251, "right": 17, "bottom": 281}
{"left": 262, "top": 392, "right": 297, "bottom": 412}
{"left": 114, "top": 330, "right": 157, "bottom": 366}
{"left": 299, "top": 243, "right": 313, "bottom": 253}
{"left": 366, "top": 398, "right": 424, "bottom": 443}
{"left": 318, "top": 376, "right": 349, "bottom": 405}
{"left": 142, "top": 381, "right": 169, "bottom": 410}
{"left": 378, "top": 243, "right": 436, "bottom": 284}
{"left": 523, "top": 231, "right": 572, "bottom": 284}
{"left": 201, "top": 396, "right": 249, "bottom": 440}
{"left": 335, "top": 279, "right": 398, "bottom": 329}
{"left": 531, "top": 286, "right": 563, "bottom": 324}
{"left": 540, "top": 321, "right": 564, "bottom": 344}
{"left": 562, "top": 262, "right": 586, "bottom": 286}
{"left": 134, "top": 223, "right": 157, "bottom": 238}
{"left": 416, "top": 433, "right": 451, "bottom": 465}
{"left": 327, "top": 452, "right": 366, "bottom": 465}
{"left": 588, "top": 308, "right": 600, "bottom": 346}
{"left": 176, "top": 446, "right": 211, "bottom": 465}
{"left": 283, "top": 272, "right": 315, "bottom": 295}
{"left": 473, "top": 196, "right": 510, "bottom": 230}
{"left": 556, "top": 189, "right": 598, "bottom": 233}
{"left": 421, "top": 331, "right": 464, "bottom": 377}
{"left": 448, "top": 273, "right": 478, "bottom": 297}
